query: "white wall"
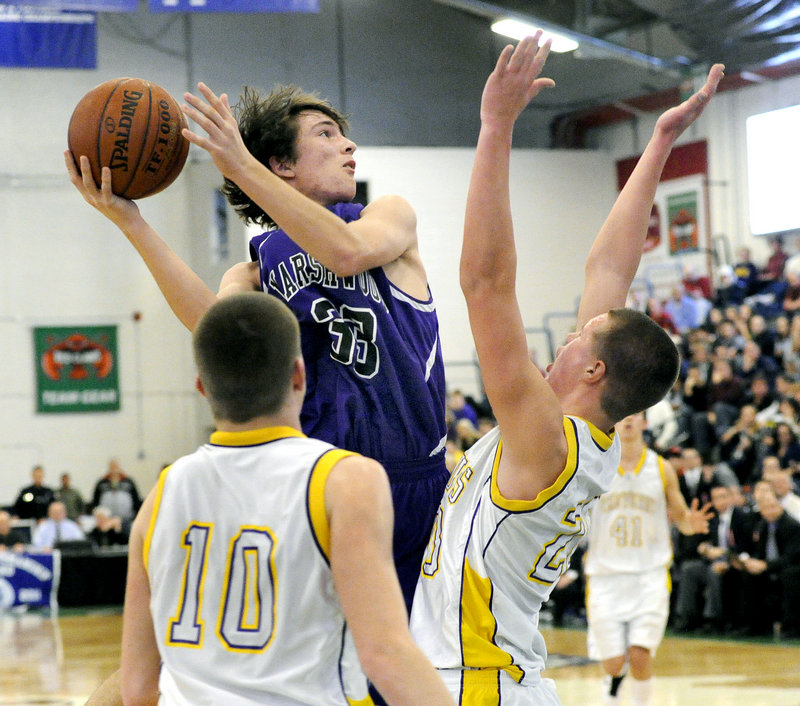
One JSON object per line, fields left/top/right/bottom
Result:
{"left": 587, "top": 73, "right": 800, "bottom": 269}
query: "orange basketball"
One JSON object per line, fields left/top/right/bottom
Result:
{"left": 67, "top": 77, "right": 190, "bottom": 200}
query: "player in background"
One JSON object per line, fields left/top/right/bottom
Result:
{"left": 408, "top": 34, "right": 723, "bottom": 703}
{"left": 584, "top": 412, "right": 711, "bottom": 706}
{"left": 65, "top": 82, "right": 448, "bottom": 615}
{"left": 121, "top": 292, "right": 453, "bottom": 706}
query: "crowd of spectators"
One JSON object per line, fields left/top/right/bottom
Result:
{"left": 1, "top": 458, "right": 141, "bottom": 555}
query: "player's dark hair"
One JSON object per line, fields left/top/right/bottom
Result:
{"left": 593, "top": 308, "right": 680, "bottom": 423}
{"left": 193, "top": 293, "right": 301, "bottom": 423}
{"left": 220, "top": 84, "right": 349, "bottom": 228}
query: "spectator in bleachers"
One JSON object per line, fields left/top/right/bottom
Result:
{"left": 718, "top": 404, "right": 761, "bottom": 487}
{"left": 730, "top": 481, "right": 800, "bottom": 638}
{"left": 681, "top": 363, "right": 709, "bottom": 428}
{"left": 645, "top": 397, "right": 683, "bottom": 453}
{"left": 677, "top": 448, "right": 710, "bottom": 504}
{"left": 774, "top": 370, "right": 797, "bottom": 400}
{"left": 714, "top": 318, "right": 746, "bottom": 353}
{"left": 760, "top": 422, "right": 800, "bottom": 474}
{"left": 673, "top": 482, "right": 751, "bottom": 634}
{"left": 88, "top": 506, "right": 127, "bottom": 548}
{"left": 771, "top": 470, "right": 800, "bottom": 523}
{"left": 91, "top": 458, "right": 141, "bottom": 536}
{"left": 453, "top": 418, "right": 481, "bottom": 453}
{"left": 737, "top": 342, "right": 779, "bottom": 387}
{"left": 733, "top": 247, "right": 759, "bottom": 299}
{"left": 774, "top": 319, "right": 800, "bottom": 380}
{"left": 690, "top": 358, "right": 745, "bottom": 458}
{"left": 742, "top": 374, "right": 778, "bottom": 415}
{"left": 715, "top": 265, "right": 744, "bottom": 307}
{"left": 759, "top": 236, "right": 789, "bottom": 289}
{"left": 32, "top": 501, "right": 85, "bottom": 550}
{"left": 645, "top": 297, "right": 676, "bottom": 334}
{"left": 664, "top": 285, "right": 701, "bottom": 334}
{"left": 747, "top": 314, "right": 777, "bottom": 360}
{"left": 697, "top": 306, "right": 724, "bottom": 337}
{"left": 683, "top": 338, "right": 713, "bottom": 380}
{"left": 758, "top": 455, "right": 784, "bottom": 487}
{"left": 12, "top": 465, "right": 55, "bottom": 522}
{"left": 766, "top": 397, "right": 800, "bottom": 434}
{"left": 446, "top": 389, "right": 479, "bottom": 427}
{"left": 0, "top": 511, "right": 26, "bottom": 552}
{"left": 683, "top": 264, "right": 713, "bottom": 300}
{"left": 781, "top": 270, "right": 800, "bottom": 315}
{"left": 55, "top": 472, "right": 85, "bottom": 522}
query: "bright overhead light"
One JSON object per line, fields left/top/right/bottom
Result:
{"left": 491, "top": 19, "right": 579, "bottom": 53}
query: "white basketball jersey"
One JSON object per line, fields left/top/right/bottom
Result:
{"left": 144, "top": 426, "right": 373, "bottom": 706}
{"left": 409, "top": 417, "right": 619, "bottom": 695}
{"left": 584, "top": 447, "right": 672, "bottom": 576}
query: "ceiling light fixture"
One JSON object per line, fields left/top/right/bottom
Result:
{"left": 491, "top": 18, "right": 579, "bottom": 53}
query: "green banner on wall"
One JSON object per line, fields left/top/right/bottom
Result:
{"left": 666, "top": 190, "right": 700, "bottom": 255}
{"left": 33, "top": 325, "right": 119, "bottom": 413}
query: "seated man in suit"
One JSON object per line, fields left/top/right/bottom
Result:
{"left": 31, "top": 501, "right": 85, "bottom": 551}
{"left": 731, "top": 481, "right": 800, "bottom": 638}
{"left": 673, "top": 482, "right": 754, "bottom": 633}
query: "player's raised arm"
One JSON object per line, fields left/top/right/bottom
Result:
{"left": 181, "top": 85, "right": 423, "bottom": 283}
{"left": 460, "top": 35, "right": 563, "bottom": 482}
{"left": 325, "top": 456, "right": 454, "bottom": 705}
{"left": 576, "top": 64, "right": 724, "bottom": 329}
{"left": 64, "top": 152, "right": 237, "bottom": 332}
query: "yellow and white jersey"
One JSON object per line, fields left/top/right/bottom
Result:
{"left": 584, "top": 447, "right": 671, "bottom": 576}
{"left": 145, "top": 426, "right": 372, "bottom": 706}
{"left": 409, "top": 417, "right": 619, "bottom": 694}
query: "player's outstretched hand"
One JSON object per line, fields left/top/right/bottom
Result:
{"left": 182, "top": 83, "right": 253, "bottom": 182}
{"left": 688, "top": 498, "right": 714, "bottom": 534}
{"left": 481, "top": 31, "right": 555, "bottom": 129}
{"left": 64, "top": 151, "right": 141, "bottom": 227}
{"left": 655, "top": 63, "right": 724, "bottom": 143}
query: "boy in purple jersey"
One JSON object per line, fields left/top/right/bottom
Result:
{"left": 65, "top": 83, "right": 449, "bottom": 616}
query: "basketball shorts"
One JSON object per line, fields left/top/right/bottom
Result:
{"left": 383, "top": 456, "right": 450, "bottom": 613}
{"left": 586, "top": 566, "right": 670, "bottom": 660}
{"left": 438, "top": 668, "right": 562, "bottom": 706}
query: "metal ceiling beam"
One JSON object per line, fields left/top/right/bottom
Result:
{"left": 430, "top": 0, "right": 692, "bottom": 76}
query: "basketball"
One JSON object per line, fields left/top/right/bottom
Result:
{"left": 67, "top": 77, "right": 190, "bottom": 200}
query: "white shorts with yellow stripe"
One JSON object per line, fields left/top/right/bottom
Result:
{"left": 438, "top": 668, "right": 561, "bottom": 705}
{"left": 586, "top": 566, "right": 670, "bottom": 660}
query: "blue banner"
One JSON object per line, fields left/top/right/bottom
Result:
{"left": 150, "top": 0, "right": 318, "bottom": 12}
{"left": 6, "top": 0, "right": 136, "bottom": 9}
{"left": 0, "top": 552, "right": 59, "bottom": 610}
{"left": 0, "top": 6, "right": 96, "bottom": 68}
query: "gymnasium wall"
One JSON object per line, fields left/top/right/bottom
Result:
{"left": 0, "top": 1, "right": 796, "bottom": 504}
{"left": 586, "top": 72, "right": 800, "bottom": 266}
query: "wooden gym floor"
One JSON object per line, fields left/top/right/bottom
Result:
{"left": 2, "top": 609, "right": 799, "bottom": 705}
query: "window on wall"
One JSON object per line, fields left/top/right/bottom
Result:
{"left": 746, "top": 104, "right": 800, "bottom": 236}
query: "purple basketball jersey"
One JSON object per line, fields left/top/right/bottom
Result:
{"left": 249, "top": 202, "right": 447, "bottom": 474}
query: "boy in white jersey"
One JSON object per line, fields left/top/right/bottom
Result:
{"left": 584, "top": 412, "right": 711, "bottom": 705}
{"left": 409, "top": 33, "right": 723, "bottom": 704}
{"left": 121, "top": 293, "right": 453, "bottom": 706}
